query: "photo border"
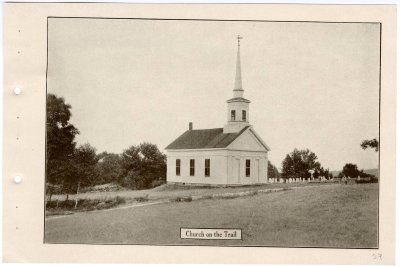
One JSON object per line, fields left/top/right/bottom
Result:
{"left": 44, "top": 16, "right": 382, "bottom": 249}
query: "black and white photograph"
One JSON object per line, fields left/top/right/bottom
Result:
{"left": 44, "top": 17, "right": 381, "bottom": 248}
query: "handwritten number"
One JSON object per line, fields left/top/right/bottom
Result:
{"left": 372, "top": 253, "right": 382, "bottom": 261}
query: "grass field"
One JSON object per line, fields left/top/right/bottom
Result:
{"left": 45, "top": 183, "right": 378, "bottom": 248}
{"left": 46, "top": 182, "right": 334, "bottom": 215}
{"left": 50, "top": 181, "right": 334, "bottom": 202}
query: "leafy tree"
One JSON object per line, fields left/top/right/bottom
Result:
{"left": 322, "top": 167, "right": 333, "bottom": 179}
{"left": 69, "top": 143, "right": 98, "bottom": 206}
{"left": 268, "top": 161, "right": 280, "bottom": 178}
{"left": 119, "top": 145, "right": 142, "bottom": 179}
{"left": 96, "top": 152, "right": 121, "bottom": 185}
{"left": 312, "top": 166, "right": 332, "bottom": 179}
{"left": 341, "top": 163, "right": 359, "bottom": 178}
{"left": 138, "top": 142, "right": 167, "bottom": 181}
{"left": 361, "top": 138, "right": 379, "bottom": 152}
{"left": 119, "top": 142, "right": 166, "bottom": 189}
{"left": 341, "top": 163, "right": 374, "bottom": 179}
{"left": 73, "top": 143, "right": 98, "bottom": 188}
{"left": 281, "top": 154, "right": 295, "bottom": 178}
{"left": 46, "top": 94, "right": 79, "bottom": 199}
{"left": 281, "top": 148, "right": 321, "bottom": 179}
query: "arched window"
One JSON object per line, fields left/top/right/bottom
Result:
{"left": 242, "top": 110, "right": 246, "bottom": 121}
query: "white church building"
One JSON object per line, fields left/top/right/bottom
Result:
{"left": 165, "top": 37, "right": 270, "bottom": 185}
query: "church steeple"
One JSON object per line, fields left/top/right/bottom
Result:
{"left": 223, "top": 35, "right": 251, "bottom": 134}
{"left": 233, "top": 35, "right": 243, "bottom": 94}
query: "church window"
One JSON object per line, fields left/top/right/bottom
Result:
{"left": 176, "top": 159, "right": 181, "bottom": 176}
{"left": 246, "top": 159, "right": 251, "bottom": 177}
{"left": 242, "top": 110, "right": 246, "bottom": 121}
{"left": 190, "top": 159, "right": 195, "bottom": 176}
{"left": 231, "top": 110, "right": 236, "bottom": 121}
{"left": 205, "top": 159, "right": 210, "bottom": 177}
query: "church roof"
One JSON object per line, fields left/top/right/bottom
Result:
{"left": 165, "top": 126, "right": 250, "bottom": 150}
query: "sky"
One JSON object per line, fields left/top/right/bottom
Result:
{"left": 47, "top": 18, "right": 380, "bottom": 171}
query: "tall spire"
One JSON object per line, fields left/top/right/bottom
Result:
{"left": 233, "top": 35, "right": 244, "bottom": 97}
{"left": 224, "top": 34, "right": 250, "bottom": 134}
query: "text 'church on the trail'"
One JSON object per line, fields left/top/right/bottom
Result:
{"left": 166, "top": 36, "right": 270, "bottom": 185}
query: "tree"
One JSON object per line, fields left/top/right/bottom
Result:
{"left": 119, "top": 142, "right": 166, "bottom": 189}
{"left": 281, "top": 154, "right": 295, "bottom": 178}
{"left": 320, "top": 167, "right": 333, "bottom": 179}
{"left": 313, "top": 164, "right": 333, "bottom": 179}
{"left": 119, "top": 145, "right": 142, "bottom": 181}
{"left": 341, "top": 163, "right": 374, "bottom": 179}
{"left": 268, "top": 161, "right": 280, "bottom": 178}
{"left": 46, "top": 94, "right": 79, "bottom": 199}
{"left": 70, "top": 143, "right": 98, "bottom": 207}
{"left": 361, "top": 138, "right": 379, "bottom": 152}
{"left": 138, "top": 142, "right": 167, "bottom": 182}
{"left": 281, "top": 148, "right": 321, "bottom": 179}
{"left": 341, "top": 163, "right": 359, "bottom": 178}
{"left": 96, "top": 152, "right": 121, "bottom": 185}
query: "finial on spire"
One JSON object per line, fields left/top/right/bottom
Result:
{"left": 237, "top": 34, "right": 243, "bottom": 47}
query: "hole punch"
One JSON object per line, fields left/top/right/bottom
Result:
{"left": 13, "top": 87, "right": 22, "bottom": 95}
{"left": 13, "top": 175, "right": 22, "bottom": 184}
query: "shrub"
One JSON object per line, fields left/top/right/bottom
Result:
{"left": 77, "top": 198, "right": 101, "bottom": 209}
{"left": 96, "top": 202, "right": 109, "bottom": 210}
{"left": 59, "top": 200, "right": 76, "bottom": 209}
{"left": 46, "top": 200, "right": 58, "bottom": 209}
{"left": 134, "top": 195, "right": 149, "bottom": 202}
{"left": 79, "top": 186, "right": 94, "bottom": 193}
{"left": 150, "top": 179, "right": 166, "bottom": 188}
{"left": 92, "top": 197, "right": 126, "bottom": 210}
{"left": 46, "top": 196, "right": 127, "bottom": 212}
{"left": 115, "top": 196, "right": 126, "bottom": 205}
{"left": 355, "top": 177, "right": 379, "bottom": 184}
{"left": 174, "top": 196, "right": 192, "bottom": 202}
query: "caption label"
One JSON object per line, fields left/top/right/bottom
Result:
{"left": 180, "top": 228, "right": 242, "bottom": 240}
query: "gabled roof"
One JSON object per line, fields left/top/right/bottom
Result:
{"left": 248, "top": 128, "right": 270, "bottom": 151}
{"left": 165, "top": 126, "right": 250, "bottom": 150}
